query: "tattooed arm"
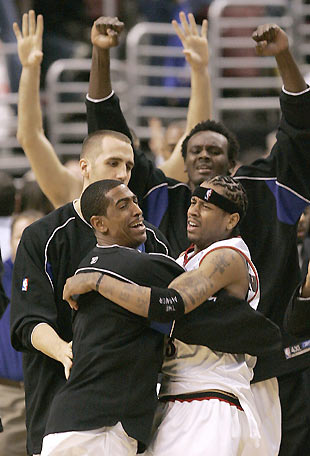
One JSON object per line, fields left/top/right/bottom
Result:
{"left": 170, "top": 248, "right": 248, "bottom": 313}
{"left": 63, "top": 248, "right": 248, "bottom": 317}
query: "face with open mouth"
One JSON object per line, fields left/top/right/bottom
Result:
{"left": 103, "top": 184, "right": 147, "bottom": 248}
{"left": 187, "top": 182, "right": 236, "bottom": 252}
{"left": 184, "top": 130, "right": 233, "bottom": 190}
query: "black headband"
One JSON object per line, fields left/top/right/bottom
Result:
{"left": 192, "top": 186, "right": 243, "bottom": 217}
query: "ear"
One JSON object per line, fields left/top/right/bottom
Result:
{"left": 226, "top": 212, "right": 240, "bottom": 231}
{"left": 90, "top": 215, "right": 108, "bottom": 234}
{"left": 80, "top": 157, "right": 90, "bottom": 179}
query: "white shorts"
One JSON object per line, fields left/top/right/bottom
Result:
{"left": 144, "top": 395, "right": 250, "bottom": 456}
{"left": 41, "top": 421, "right": 137, "bottom": 456}
{"left": 242, "top": 377, "right": 281, "bottom": 456}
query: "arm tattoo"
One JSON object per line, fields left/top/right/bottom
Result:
{"left": 209, "top": 251, "right": 232, "bottom": 278}
{"left": 172, "top": 250, "right": 236, "bottom": 313}
{"left": 173, "top": 273, "right": 215, "bottom": 313}
{"left": 103, "top": 279, "right": 149, "bottom": 316}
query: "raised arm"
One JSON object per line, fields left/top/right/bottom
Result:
{"left": 88, "top": 16, "right": 124, "bottom": 99}
{"left": 159, "top": 12, "right": 211, "bottom": 181}
{"left": 63, "top": 247, "right": 248, "bottom": 319}
{"left": 14, "top": 10, "right": 82, "bottom": 208}
{"left": 86, "top": 16, "right": 132, "bottom": 140}
{"left": 252, "top": 23, "right": 307, "bottom": 93}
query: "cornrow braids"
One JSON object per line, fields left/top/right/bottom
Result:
{"left": 208, "top": 175, "right": 248, "bottom": 221}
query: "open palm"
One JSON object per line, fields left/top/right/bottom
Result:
{"left": 13, "top": 10, "right": 43, "bottom": 67}
{"left": 172, "top": 12, "right": 209, "bottom": 70}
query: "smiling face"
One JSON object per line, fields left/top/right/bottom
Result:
{"left": 184, "top": 131, "right": 233, "bottom": 191}
{"left": 187, "top": 182, "right": 238, "bottom": 252}
{"left": 81, "top": 134, "right": 134, "bottom": 187}
{"left": 95, "top": 184, "right": 147, "bottom": 249}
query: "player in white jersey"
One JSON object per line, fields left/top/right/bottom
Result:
{"left": 63, "top": 175, "right": 278, "bottom": 455}
{"left": 152, "top": 236, "right": 261, "bottom": 455}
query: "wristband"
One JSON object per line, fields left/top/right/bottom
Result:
{"left": 148, "top": 287, "right": 185, "bottom": 322}
{"left": 95, "top": 273, "right": 104, "bottom": 293}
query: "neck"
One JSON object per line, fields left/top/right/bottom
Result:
{"left": 193, "top": 233, "right": 233, "bottom": 254}
{"left": 188, "top": 180, "right": 196, "bottom": 193}
{"left": 73, "top": 198, "right": 83, "bottom": 218}
{"left": 95, "top": 232, "right": 138, "bottom": 249}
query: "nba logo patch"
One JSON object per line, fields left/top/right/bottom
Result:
{"left": 22, "top": 277, "right": 29, "bottom": 292}
{"left": 90, "top": 256, "right": 98, "bottom": 265}
{"left": 205, "top": 189, "right": 213, "bottom": 201}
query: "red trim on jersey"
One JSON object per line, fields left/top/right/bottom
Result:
{"left": 199, "top": 245, "right": 259, "bottom": 304}
{"left": 160, "top": 392, "right": 244, "bottom": 411}
{"left": 182, "top": 244, "right": 196, "bottom": 266}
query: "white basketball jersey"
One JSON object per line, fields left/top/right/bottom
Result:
{"left": 160, "top": 236, "right": 261, "bottom": 442}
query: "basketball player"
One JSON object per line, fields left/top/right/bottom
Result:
{"left": 86, "top": 19, "right": 310, "bottom": 454}
{"left": 10, "top": 128, "right": 170, "bottom": 456}
{"left": 62, "top": 176, "right": 272, "bottom": 455}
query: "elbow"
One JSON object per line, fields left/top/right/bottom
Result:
{"left": 16, "top": 130, "right": 32, "bottom": 149}
{"left": 16, "top": 126, "right": 43, "bottom": 149}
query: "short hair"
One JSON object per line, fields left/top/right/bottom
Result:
{"left": 181, "top": 120, "right": 240, "bottom": 165}
{"left": 207, "top": 175, "right": 248, "bottom": 222}
{"left": 11, "top": 210, "right": 44, "bottom": 234}
{"left": 18, "top": 180, "right": 53, "bottom": 215}
{"left": 0, "top": 171, "right": 16, "bottom": 216}
{"left": 80, "top": 130, "right": 132, "bottom": 159}
{"left": 81, "top": 179, "right": 123, "bottom": 224}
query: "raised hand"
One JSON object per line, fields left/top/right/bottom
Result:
{"left": 13, "top": 10, "right": 43, "bottom": 67}
{"left": 172, "top": 12, "right": 209, "bottom": 71}
{"left": 91, "top": 16, "right": 124, "bottom": 49}
{"left": 252, "top": 24, "right": 289, "bottom": 57}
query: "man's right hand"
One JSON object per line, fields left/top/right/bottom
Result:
{"left": 13, "top": 10, "right": 43, "bottom": 67}
{"left": 91, "top": 16, "right": 124, "bottom": 49}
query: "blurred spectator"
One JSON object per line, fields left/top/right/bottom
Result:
{"left": 0, "top": 210, "right": 43, "bottom": 456}
{"left": 15, "top": 171, "right": 53, "bottom": 215}
{"left": 148, "top": 117, "right": 186, "bottom": 165}
{"left": 0, "top": 171, "right": 16, "bottom": 261}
